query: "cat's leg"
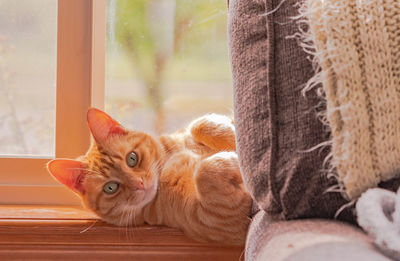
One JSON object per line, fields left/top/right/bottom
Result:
{"left": 193, "top": 151, "right": 251, "bottom": 244}
{"left": 195, "top": 151, "right": 249, "bottom": 206}
{"left": 189, "top": 114, "right": 236, "bottom": 151}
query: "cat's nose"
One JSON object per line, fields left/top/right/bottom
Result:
{"left": 136, "top": 180, "right": 144, "bottom": 190}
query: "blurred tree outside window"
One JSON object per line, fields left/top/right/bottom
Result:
{"left": 106, "top": 0, "right": 232, "bottom": 134}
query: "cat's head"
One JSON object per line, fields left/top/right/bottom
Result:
{"left": 47, "top": 108, "right": 162, "bottom": 225}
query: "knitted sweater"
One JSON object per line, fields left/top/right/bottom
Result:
{"left": 301, "top": 0, "right": 400, "bottom": 199}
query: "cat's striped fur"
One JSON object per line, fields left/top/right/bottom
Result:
{"left": 48, "top": 108, "right": 251, "bottom": 245}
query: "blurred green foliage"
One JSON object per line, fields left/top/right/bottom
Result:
{"left": 114, "top": 0, "right": 155, "bottom": 86}
{"left": 112, "top": 0, "right": 228, "bottom": 132}
{"left": 174, "top": 0, "right": 227, "bottom": 56}
{"left": 113, "top": 0, "right": 228, "bottom": 73}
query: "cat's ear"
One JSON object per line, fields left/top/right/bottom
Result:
{"left": 87, "top": 108, "right": 126, "bottom": 143}
{"left": 47, "top": 159, "right": 86, "bottom": 194}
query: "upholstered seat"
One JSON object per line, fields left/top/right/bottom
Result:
{"left": 246, "top": 212, "right": 390, "bottom": 261}
{"left": 228, "top": 0, "right": 399, "bottom": 259}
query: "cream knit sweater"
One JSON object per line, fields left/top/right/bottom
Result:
{"left": 301, "top": 0, "right": 400, "bottom": 199}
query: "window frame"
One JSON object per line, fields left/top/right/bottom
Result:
{"left": 0, "top": 0, "right": 106, "bottom": 205}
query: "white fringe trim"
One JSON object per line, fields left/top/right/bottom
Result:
{"left": 292, "top": 0, "right": 350, "bottom": 204}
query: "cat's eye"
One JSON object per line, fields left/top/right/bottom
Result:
{"left": 103, "top": 181, "right": 120, "bottom": 195}
{"left": 126, "top": 151, "right": 138, "bottom": 168}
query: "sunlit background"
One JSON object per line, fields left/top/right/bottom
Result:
{"left": 0, "top": 0, "right": 57, "bottom": 157}
{"left": 0, "top": 0, "right": 232, "bottom": 156}
{"left": 105, "top": 0, "right": 232, "bottom": 135}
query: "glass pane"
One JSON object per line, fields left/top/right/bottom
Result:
{"left": 106, "top": 0, "right": 232, "bottom": 135}
{"left": 0, "top": 0, "right": 57, "bottom": 157}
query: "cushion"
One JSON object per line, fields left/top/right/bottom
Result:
{"left": 301, "top": 0, "right": 400, "bottom": 200}
{"left": 245, "top": 211, "right": 391, "bottom": 261}
{"left": 228, "top": 0, "right": 353, "bottom": 221}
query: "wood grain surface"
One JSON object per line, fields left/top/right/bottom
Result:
{"left": 0, "top": 213, "right": 244, "bottom": 260}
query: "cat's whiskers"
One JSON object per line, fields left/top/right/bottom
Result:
{"left": 120, "top": 204, "right": 131, "bottom": 240}
{"left": 120, "top": 204, "right": 129, "bottom": 225}
{"left": 121, "top": 202, "right": 138, "bottom": 240}
{"left": 80, "top": 220, "right": 97, "bottom": 234}
{"left": 125, "top": 205, "right": 131, "bottom": 240}
{"left": 129, "top": 207, "right": 137, "bottom": 240}
{"left": 132, "top": 207, "right": 137, "bottom": 227}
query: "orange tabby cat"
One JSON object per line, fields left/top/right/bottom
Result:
{"left": 47, "top": 108, "right": 251, "bottom": 245}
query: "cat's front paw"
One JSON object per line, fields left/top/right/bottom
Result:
{"left": 189, "top": 114, "right": 236, "bottom": 152}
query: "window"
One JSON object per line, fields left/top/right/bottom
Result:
{"left": 0, "top": 0, "right": 106, "bottom": 206}
{"left": 0, "top": 0, "right": 230, "bottom": 206}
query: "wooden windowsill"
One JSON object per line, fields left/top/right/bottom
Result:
{"left": 0, "top": 206, "right": 244, "bottom": 260}
{"left": 0, "top": 205, "right": 97, "bottom": 220}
